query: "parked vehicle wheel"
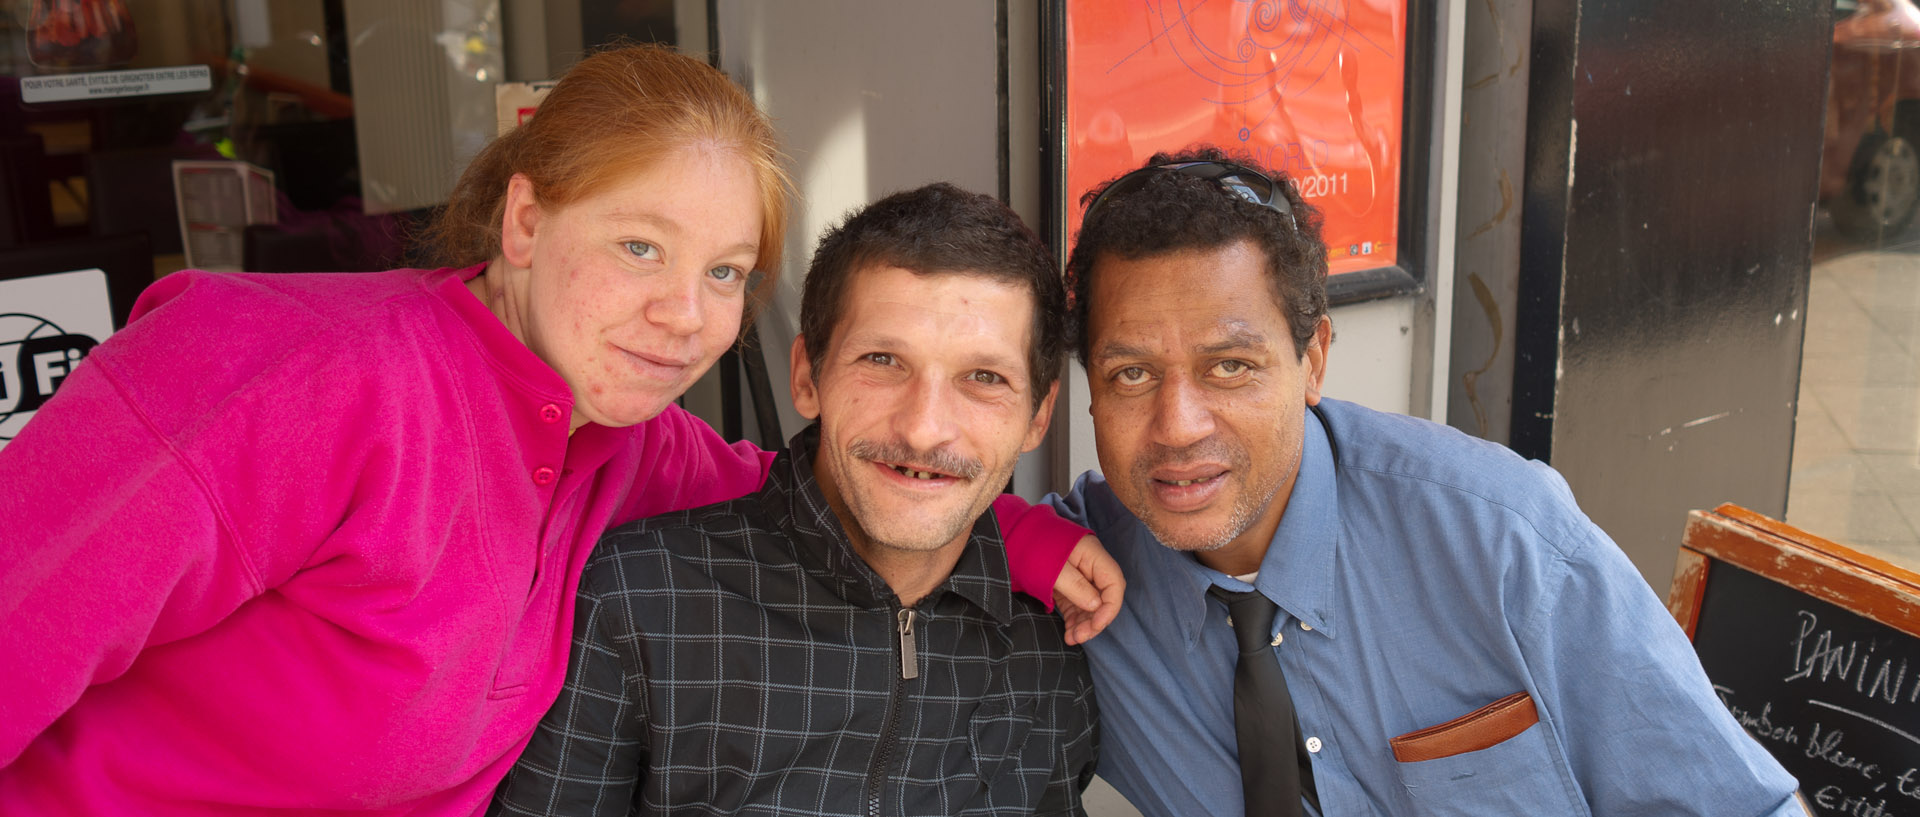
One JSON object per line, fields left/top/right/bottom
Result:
{"left": 1832, "top": 127, "right": 1920, "bottom": 241}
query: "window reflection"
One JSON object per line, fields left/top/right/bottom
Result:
{"left": 1787, "top": 0, "right": 1920, "bottom": 564}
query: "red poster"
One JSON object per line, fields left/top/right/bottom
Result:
{"left": 1065, "top": 0, "right": 1408, "bottom": 275}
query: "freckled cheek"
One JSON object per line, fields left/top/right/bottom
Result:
{"left": 1103, "top": 410, "right": 1155, "bottom": 460}
{"left": 1091, "top": 434, "right": 1143, "bottom": 488}
{"left": 704, "top": 301, "right": 742, "bottom": 339}
{"left": 1092, "top": 397, "right": 1152, "bottom": 435}
{"left": 1113, "top": 427, "right": 1152, "bottom": 465}
{"left": 692, "top": 329, "right": 730, "bottom": 366}
{"left": 554, "top": 247, "right": 588, "bottom": 281}
{"left": 1212, "top": 411, "right": 1257, "bottom": 440}
{"left": 1214, "top": 394, "right": 1286, "bottom": 435}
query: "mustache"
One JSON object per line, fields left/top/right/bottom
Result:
{"left": 1133, "top": 438, "right": 1244, "bottom": 474}
{"left": 847, "top": 438, "right": 984, "bottom": 480}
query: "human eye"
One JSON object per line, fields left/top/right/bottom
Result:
{"left": 622, "top": 240, "right": 660, "bottom": 261}
{"left": 1112, "top": 366, "right": 1152, "bottom": 387}
{"left": 967, "top": 370, "right": 1005, "bottom": 385}
{"left": 1211, "top": 359, "right": 1253, "bottom": 378}
{"left": 862, "top": 352, "right": 895, "bottom": 367}
{"left": 708, "top": 265, "right": 744, "bottom": 285}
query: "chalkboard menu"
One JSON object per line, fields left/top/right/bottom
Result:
{"left": 1672, "top": 504, "right": 1920, "bottom": 817}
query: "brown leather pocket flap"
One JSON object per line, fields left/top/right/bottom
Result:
{"left": 1389, "top": 691, "right": 1539, "bottom": 763}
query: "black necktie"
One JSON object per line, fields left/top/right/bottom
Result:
{"left": 1211, "top": 586, "right": 1319, "bottom": 817}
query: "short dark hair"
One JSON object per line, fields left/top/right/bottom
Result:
{"left": 1065, "top": 146, "right": 1329, "bottom": 367}
{"left": 800, "top": 182, "right": 1066, "bottom": 412}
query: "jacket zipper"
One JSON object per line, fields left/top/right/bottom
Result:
{"left": 865, "top": 607, "right": 918, "bottom": 817}
{"left": 897, "top": 608, "right": 918, "bottom": 680}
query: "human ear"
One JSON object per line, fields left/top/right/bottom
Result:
{"left": 1303, "top": 316, "right": 1332, "bottom": 406}
{"left": 500, "top": 174, "right": 541, "bottom": 269}
{"left": 1020, "top": 381, "right": 1060, "bottom": 452}
{"left": 789, "top": 334, "right": 821, "bottom": 420}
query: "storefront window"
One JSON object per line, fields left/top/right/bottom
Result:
{"left": 1787, "top": 0, "right": 1920, "bottom": 563}
{"left": 0, "top": 1, "right": 693, "bottom": 451}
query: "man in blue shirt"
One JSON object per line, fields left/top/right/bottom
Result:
{"left": 1048, "top": 148, "right": 1802, "bottom": 816}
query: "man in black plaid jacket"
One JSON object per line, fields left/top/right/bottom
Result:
{"left": 490, "top": 183, "right": 1098, "bottom": 817}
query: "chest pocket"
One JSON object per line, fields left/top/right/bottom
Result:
{"left": 969, "top": 696, "right": 1041, "bottom": 794}
{"left": 1391, "top": 721, "right": 1587, "bottom": 816}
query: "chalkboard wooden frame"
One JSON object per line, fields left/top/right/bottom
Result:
{"left": 1669, "top": 503, "right": 1920, "bottom": 640}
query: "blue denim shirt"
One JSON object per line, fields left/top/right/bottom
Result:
{"left": 1048, "top": 398, "right": 1799, "bottom": 817}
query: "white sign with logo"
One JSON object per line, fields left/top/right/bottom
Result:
{"left": 0, "top": 268, "right": 115, "bottom": 450}
{"left": 20, "top": 65, "right": 213, "bottom": 104}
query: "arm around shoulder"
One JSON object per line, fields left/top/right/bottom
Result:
{"left": 612, "top": 404, "right": 776, "bottom": 524}
{"left": 994, "top": 494, "right": 1092, "bottom": 608}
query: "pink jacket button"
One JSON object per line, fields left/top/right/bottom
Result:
{"left": 539, "top": 404, "right": 563, "bottom": 423}
{"left": 532, "top": 466, "right": 556, "bottom": 485}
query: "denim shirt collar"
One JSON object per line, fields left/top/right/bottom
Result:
{"left": 1167, "top": 405, "right": 1341, "bottom": 649}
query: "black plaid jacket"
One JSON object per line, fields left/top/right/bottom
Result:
{"left": 489, "top": 426, "right": 1099, "bottom": 817}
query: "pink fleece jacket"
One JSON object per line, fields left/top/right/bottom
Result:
{"left": 0, "top": 265, "right": 1080, "bottom": 815}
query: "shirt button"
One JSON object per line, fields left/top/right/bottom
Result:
{"left": 1301, "top": 622, "right": 1314, "bottom": 631}
{"left": 532, "top": 466, "right": 556, "bottom": 485}
{"left": 539, "top": 403, "right": 564, "bottom": 423}
{"left": 1305, "top": 736, "right": 1323, "bottom": 753}
{"left": 1270, "top": 631, "right": 1284, "bottom": 646}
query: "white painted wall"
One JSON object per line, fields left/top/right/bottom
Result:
{"left": 713, "top": 0, "right": 1003, "bottom": 447}
{"left": 1325, "top": 297, "right": 1422, "bottom": 415}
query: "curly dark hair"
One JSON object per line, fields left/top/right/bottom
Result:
{"left": 800, "top": 182, "right": 1066, "bottom": 412}
{"left": 1064, "top": 146, "right": 1329, "bottom": 367}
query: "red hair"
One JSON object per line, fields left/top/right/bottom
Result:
{"left": 426, "top": 45, "right": 792, "bottom": 316}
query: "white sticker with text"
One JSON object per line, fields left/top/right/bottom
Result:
{"left": 22, "top": 65, "right": 212, "bottom": 104}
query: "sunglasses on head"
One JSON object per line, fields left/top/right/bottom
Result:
{"left": 1082, "top": 160, "right": 1297, "bottom": 231}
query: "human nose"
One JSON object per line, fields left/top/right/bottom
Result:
{"left": 894, "top": 372, "right": 961, "bottom": 454}
{"left": 644, "top": 267, "right": 706, "bottom": 336}
{"left": 1149, "top": 372, "right": 1215, "bottom": 449}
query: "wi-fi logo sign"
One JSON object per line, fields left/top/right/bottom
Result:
{"left": 0, "top": 312, "right": 99, "bottom": 441}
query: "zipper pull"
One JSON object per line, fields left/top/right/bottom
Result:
{"left": 897, "top": 608, "right": 918, "bottom": 680}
